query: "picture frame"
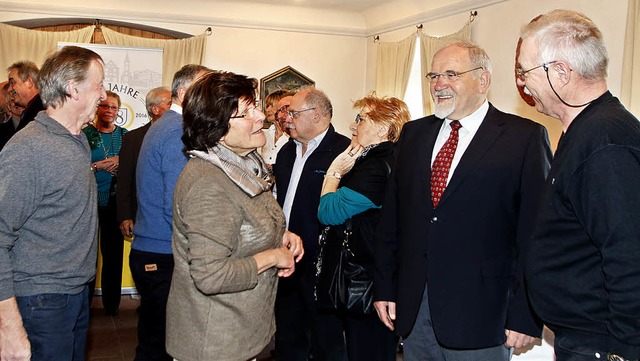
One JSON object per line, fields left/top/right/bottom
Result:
{"left": 260, "top": 66, "right": 315, "bottom": 116}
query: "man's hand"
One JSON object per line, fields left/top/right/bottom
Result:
{"left": 119, "top": 219, "right": 134, "bottom": 238}
{"left": 374, "top": 300, "right": 396, "bottom": 331}
{"left": 0, "top": 298, "right": 31, "bottom": 361}
{"left": 505, "top": 329, "right": 537, "bottom": 349}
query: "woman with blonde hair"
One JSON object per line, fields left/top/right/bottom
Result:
{"left": 317, "top": 94, "right": 410, "bottom": 361}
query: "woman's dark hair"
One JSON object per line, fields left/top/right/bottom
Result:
{"left": 182, "top": 71, "right": 258, "bottom": 151}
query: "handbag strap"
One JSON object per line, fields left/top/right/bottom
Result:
{"left": 343, "top": 219, "right": 354, "bottom": 256}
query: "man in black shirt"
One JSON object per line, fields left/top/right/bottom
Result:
{"left": 6, "top": 61, "right": 43, "bottom": 134}
{"left": 517, "top": 9, "right": 640, "bottom": 361}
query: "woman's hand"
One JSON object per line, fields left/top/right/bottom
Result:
{"left": 252, "top": 247, "right": 296, "bottom": 277}
{"left": 326, "top": 144, "right": 364, "bottom": 177}
{"left": 321, "top": 144, "right": 364, "bottom": 196}
{"left": 272, "top": 247, "right": 296, "bottom": 278}
{"left": 282, "top": 231, "right": 304, "bottom": 263}
{"left": 94, "top": 155, "right": 120, "bottom": 175}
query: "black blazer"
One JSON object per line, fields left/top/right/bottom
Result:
{"left": 374, "top": 104, "right": 552, "bottom": 349}
{"left": 116, "top": 122, "right": 151, "bottom": 222}
{"left": 0, "top": 95, "right": 44, "bottom": 152}
{"left": 17, "top": 94, "right": 44, "bottom": 132}
{"left": 0, "top": 120, "right": 17, "bottom": 152}
{"left": 273, "top": 124, "right": 350, "bottom": 263}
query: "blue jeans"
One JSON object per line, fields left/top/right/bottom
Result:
{"left": 16, "top": 286, "right": 90, "bottom": 361}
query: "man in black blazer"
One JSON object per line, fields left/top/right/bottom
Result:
{"left": 7, "top": 61, "right": 42, "bottom": 132}
{"left": 116, "top": 86, "right": 172, "bottom": 237}
{"left": 374, "top": 41, "right": 552, "bottom": 360}
{"left": 273, "top": 87, "right": 350, "bottom": 361}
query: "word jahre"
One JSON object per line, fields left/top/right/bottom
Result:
{"left": 107, "top": 83, "right": 140, "bottom": 99}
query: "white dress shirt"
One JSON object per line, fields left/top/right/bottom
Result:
{"left": 282, "top": 128, "right": 328, "bottom": 228}
{"left": 430, "top": 100, "right": 489, "bottom": 185}
{"left": 260, "top": 124, "right": 289, "bottom": 165}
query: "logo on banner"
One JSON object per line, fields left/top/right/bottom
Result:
{"left": 103, "top": 56, "right": 163, "bottom": 130}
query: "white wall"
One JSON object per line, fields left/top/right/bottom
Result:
{"left": 365, "top": 0, "right": 630, "bottom": 150}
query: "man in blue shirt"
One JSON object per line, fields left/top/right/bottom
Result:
{"left": 130, "top": 64, "right": 209, "bottom": 361}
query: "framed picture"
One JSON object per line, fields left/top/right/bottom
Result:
{"left": 260, "top": 66, "right": 315, "bottom": 115}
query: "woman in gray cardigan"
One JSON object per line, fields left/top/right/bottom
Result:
{"left": 166, "top": 71, "right": 304, "bottom": 361}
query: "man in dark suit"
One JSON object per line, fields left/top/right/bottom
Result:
{"left": 7, "top": 61, "right": 43, "bottom": 132}
{"left": 0, "top": 82, "right": 25, "bottom": 151}
{"left": 373, "top": 41, "right": 552, "bottom": 360}
{"left": 273, "top": 87, "right": 350, "bottom": 361}
{"left": 117, "top": 86, "right": 171, "bottom": 238}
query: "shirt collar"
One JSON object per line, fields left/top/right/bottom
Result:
{"left": 445, "top": 100, "right": 489, "bottom": 134}
{"left": 293, "top": 126, "right": 329, "bottom": 150}
{"left": 170, "top": 103, "right": 183, "bottom": 115}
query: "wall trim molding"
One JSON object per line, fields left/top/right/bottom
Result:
{"left": 0, "top": 0, "right": 508, "bottom": 38}
{"left": 365, "top": 0, "right": 509, "bottom": 37}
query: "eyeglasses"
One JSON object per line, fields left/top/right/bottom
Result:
{"left": 354, "top": 114, "right": 367, "bottom": 124}
{"left": 275, "top": 105, "right": 289, "bottom": 114}
{"left": 98, "top": 104, "right": 119, "bottom": 111}
{"left": 231, "top": 106, "right": 258, "bottom": 120}
{"left": 287, "top": 107, "right": 316, "bottom": 119}
{"left": 426, "top": 67, "right": 483, "bottom": 83}
{"left": 515, "top": 61, "right": 557, "bottom": 81}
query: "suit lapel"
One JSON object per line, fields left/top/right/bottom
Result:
{"left": 414, "top": 118, "right": 442, "bottom": 205}
{"left": 438, "top": 105, "right": 504, "bottom": 206}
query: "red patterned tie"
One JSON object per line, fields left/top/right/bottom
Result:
{"left": 430, "top": 120, "right": 462, "bottom": 208}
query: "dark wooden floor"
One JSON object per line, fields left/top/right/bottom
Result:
{"left": 86, "top": 295, "right": 276, "bottom": 360}
{"left": 86, "top": 296, "right": 402, "bottom": 360}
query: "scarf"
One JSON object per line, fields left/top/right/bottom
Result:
{"left": 188, "top": 145, "right": 273, "bottom": 197}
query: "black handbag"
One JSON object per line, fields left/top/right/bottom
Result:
{"left": 315, "top": 219, "right": 374, "bottom": 315}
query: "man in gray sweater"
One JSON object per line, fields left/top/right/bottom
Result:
{"left": 0, "top": 46, "right": 106, "bottom": 361}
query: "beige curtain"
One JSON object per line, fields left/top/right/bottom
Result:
{"left": 375, "top": 34, "right": 417, "bottom": 99}
{"left": 0, "top": 23, "right": 94, "bottom": 74}
{"left": 419, "top": 23, "right": 471, "bottom": 115}
{"left": 101, "top": 26, "right": 207, "bottom": 87}
{"left": 621, "top": 0, "right": 640, "bottom": 117}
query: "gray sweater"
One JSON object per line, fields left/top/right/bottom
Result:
{"left": 0, "top": 112, "right": 98, "bottom": 300}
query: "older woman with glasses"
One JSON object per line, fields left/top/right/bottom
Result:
{"left": 83, "top": 90, "right": 127, "bottom": 316}
{"left": 316, "top": 94, "right": 410, "bottom": 361}
{"left": 165, "top": 71, "right": 303, "bottom": 361}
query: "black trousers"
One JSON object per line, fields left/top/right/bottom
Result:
{"left": 97, "top": 199, "right": 123, "bottom": 314}
{"left": 129, "top": 249, "right": 173, "bottom": 361}
{"left": 554, "top": 334, "right": 609, "bottom": 361}
{"left": 342, "top": 311, "right": 398, "bottom": 361}
{"left": 275, "top": 260, "right": 346, "bottom": 361}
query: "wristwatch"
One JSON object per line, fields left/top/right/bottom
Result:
{"left": 326, "top": 171, "right": 342, "bottom": 179}
{"left": 91, "top": 163, "right": 97, "bottom": 173}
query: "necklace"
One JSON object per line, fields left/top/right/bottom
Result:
{"left": 99, "top": 131, "right": 113, "bottom": 159}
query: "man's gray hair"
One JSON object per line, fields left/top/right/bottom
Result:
{"left": 436, "top": 40, "right": 493, "bottom": 74}
{"left": 520, "top": 9, "right": 608, "bottom": 81}
{"left": 37, "top": 46, "right": 103, "bottom": 109}
{"left": 7, "top": 61, "right": 40, "bottom": 86}
{"left": 298, "top": 86, "right": 333, "bottom": 119}
{"left": 7, "top": 60, "right": 40, "bottom": 84}
{"left": 171, "top": 64, "right": 210, "bottom": 99}
{"left": 146, "top": 86, "right": 171, "bottom": 116}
